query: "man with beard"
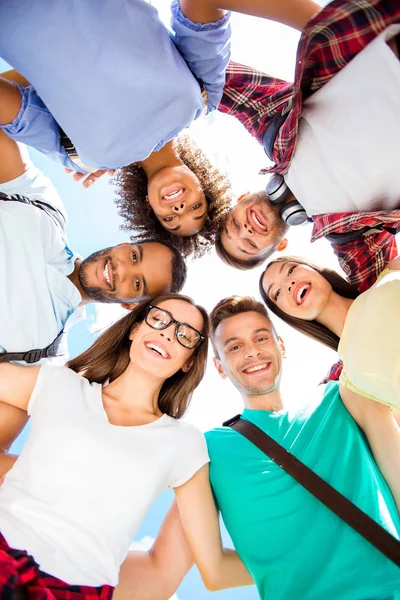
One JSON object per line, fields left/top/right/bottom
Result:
{"left": 204, "top": 295, "right": 400, "bottom": 599}
{"left": 0, "top": 133, "right": 187, "bottom": 367}
{"left": 216, "top": 0, "right": 400, "bottom": 289}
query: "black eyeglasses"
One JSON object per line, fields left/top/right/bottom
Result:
{"left": 145, "top": 305, "right": 205, "bottom": 350}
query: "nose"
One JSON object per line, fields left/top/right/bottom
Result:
{"left": 159, "top": 323, "right": 175, "bottom": 343}
{"left": 244, "top": 344, "right": 261, "bottom": 359}
{"left": 172, "top": 202, "right": 186, "bottom": 214}
{"left": 287, "top": 280, "right": 296, "bottom": 293}
{"left": 243, "top": 222, "right": 254, "bottom": 236}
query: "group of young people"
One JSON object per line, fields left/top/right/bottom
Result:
{"left": 0, "top": 0, "right": 399, "bottom": 598}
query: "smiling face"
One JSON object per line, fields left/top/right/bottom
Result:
{"left": 262, "top": 261, "right": 333, "bottom": 321}
{"left": 146, "top": 165, "right": 207, "bottom": 237}
{"left": 213, "top": 311, "right": 282, "bottom": 396}
{"left": 128, "top": 299, "right": 205, "bottom": 380}
{"left": 220, "top": 192, "right": 286, "bottom": 261}
{"left": 78, "top": 242, "right": 173, "bottom": 303}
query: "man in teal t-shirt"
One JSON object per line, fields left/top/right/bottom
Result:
{"left": 206, "top": 295, "right": 400, "bottom": 600}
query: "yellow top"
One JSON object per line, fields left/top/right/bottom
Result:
{"left": 338, "top": 268, "right": 400, "bottom": 409}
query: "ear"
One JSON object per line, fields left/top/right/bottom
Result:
{"left": 276, "top": 238, "right": 288, "bottom": 252}
{"left": 145, "top": 195, "right": 150, "bottom": 204}
{"left": 278, "top": 336, "right": 286, "bottom": 358}
{"left": 182, "top": 358, "right": 194, "bottom": 373}
{"left": 121, "top": 302, "right": 136, "bottom": 311}
{"left": 129, "top": 323, "right": 139, "bottom": 340}
{"left": 237, "top": 192, "right": 250, "bottom": 204}
{"left": 213, "top": 357, "right": 227, "bottom": 379}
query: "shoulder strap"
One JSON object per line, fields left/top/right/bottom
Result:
{"left": 223, "top": 415, "right": 400, "bottom": 567}
{"left": 325, "top": 225, "right": 400, "bottom": 245}
{"left": 0, "top": 329, "right": 64, "bottom": 364}
{"left": 0, "top": 190, "right": 66, "bottom": 232}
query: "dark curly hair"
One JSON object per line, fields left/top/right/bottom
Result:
{"left": 114, "top": 135, "right": 233, "bottom": 259}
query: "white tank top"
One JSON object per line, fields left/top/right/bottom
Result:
{"left": 0, "top": 365, "right": 209, "bottom": 586}
{"left": 285, "top": 25, "right": 400, "bottom": 216}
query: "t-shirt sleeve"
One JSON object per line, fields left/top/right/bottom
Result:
{"left": 170, "top": 0, "right": 231, "bottom": 112}
{"left": 0, "top": 164, "right": 68, "bottom": 228}
{"left": 27, "top": 364, "right": 70, "bottom": 416}
{"left": 169, "top": 423, "right": 210, "bottom": 488}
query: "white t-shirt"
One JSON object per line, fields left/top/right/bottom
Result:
{"left": 0, "top": 166, "right": 82, "bottom": 363}
{"left": 0, "top": 365, "right": 209, "bottom": 586}
{"left": 285, "top": 24, "right": 400, "bottom": 216}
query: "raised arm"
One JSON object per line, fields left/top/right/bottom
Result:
{"left": 0, "top": 363, "right": 40, "bottom": 412}
{"left": 174, "top": 464, "right": 253, "bottom": 591}
{"left": 114, "top": 501, "right": 193, "bottom": 600}
{"left": 183, "top": 0, "right": 320, "bottom": 30}
{"left": 340, "top": 385, "right": 400, "bottom": 514}
{"left": 0, "top": 402, "right": 28, "bottom": 479}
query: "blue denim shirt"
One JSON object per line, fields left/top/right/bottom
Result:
{"left": 0, "top": 0, "right": 231, "bottom": 172}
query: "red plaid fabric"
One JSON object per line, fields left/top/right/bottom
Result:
{"left": 219, "top": 0, "right": 400, "bottom": 174}
{"left": 0, "top": 533, "right": 113, "bottom": 600}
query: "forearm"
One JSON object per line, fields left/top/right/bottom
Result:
{"left": 180, "top": 0, "right": 226, "bottom": 24}
{"left": 0, "top": 452, "right": 17, "bottom": 478}
{"left": 206, "top": 548, "right": 253, "bottom": 592}
{"left": 114, "top": 502, "right": 193, "bottom": 600}
{"left": 364, "top": 414, "right": 400, "bottom": 514}
{"left": 203, "top": 0, "right": 321, "bottom": 30}
{"left": 1, "top": 69, "right": 30, "bottom": 88}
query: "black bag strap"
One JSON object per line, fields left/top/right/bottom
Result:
{"left": 0, "top": 191, "right": 66, "bottom": 231}
{"left": 0, "top": 329, "right": 64, "bottom": 364}
{"left": 325, "top": 224, "right": 400, "bottom": 245}
{"left": 223, "top": 414, "right": 400, "bottom": 567}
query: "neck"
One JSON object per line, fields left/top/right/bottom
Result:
{"left": 317, "top": 291, "right": 354, "bottom": 337}
{"left": 103, "top": 362, "right": 164, "bottom": 416}
{"left": 140, "top": 139, "right": 183, "bottom": 179}
{"left": 242, "top": 386, "right": 284, "bottom": 412}
{"left": 66, "top": 258, "right": 92, "bottom": 305}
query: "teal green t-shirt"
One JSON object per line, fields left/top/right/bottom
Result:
{"left": 206, "top": 382, "right": 400, "bottom": 600}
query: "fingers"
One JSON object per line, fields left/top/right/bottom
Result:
{"left": 64, "top": 167, "right": 115, "bottom": 187}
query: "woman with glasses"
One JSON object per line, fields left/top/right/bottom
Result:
{"left": 0, "top": 293, "right": 252, "bottom": 598}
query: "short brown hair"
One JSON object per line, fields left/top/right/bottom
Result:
{"left": 67, "top": 293, "right": 209, "bottom": 419}
{"left": 260, "top": 256, "right": 359, "bottom": 351}
{"left": 209, "top": 295, "right": 274, "bottom": 356}
{"left": 114, "top": 135, "right": 233, "bottom": 259}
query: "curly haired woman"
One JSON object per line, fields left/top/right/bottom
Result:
{"left": 115, "top": 135, "right": 233, "bottom": 258}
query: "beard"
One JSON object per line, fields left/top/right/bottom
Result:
{"left": 78, "top": 247, "right": 119, "bottom": 303}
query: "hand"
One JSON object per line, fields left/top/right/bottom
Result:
{"left": 64, "top": 168, "right": 116, "bottom": 188}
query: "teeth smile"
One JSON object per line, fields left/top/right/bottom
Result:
{"left": 163, "top": 188, "right": 184, "bottom": 200}
{"left": 251, "top": 211, "right": 267, "bottom": 231}
{"left": 244, "top": 363, "right": 269, "bottom": 373}
{"left": 146, "top": 343, "right": 169, "bottom": 358}
{"left": 103, "top": 262, "right": 111, "bottom": 288}
{"left": 296, "top": 284, "right": 310, "bottom": 305}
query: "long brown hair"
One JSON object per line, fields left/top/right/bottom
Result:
{"left": 259, "top": 256, "right": 359, "bottom": 351}
{"left": 67, "top": 293, "right": 209, "bottom": 419}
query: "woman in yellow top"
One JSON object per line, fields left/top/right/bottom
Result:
{"left": 259, "top": 255, "right": 400, "bottom": 410}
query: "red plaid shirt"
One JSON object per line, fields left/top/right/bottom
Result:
{"left": 0, "top": 533, "right": 113, "bottom": 600}
{"left": 219, "top": 0, "right": 400, "bottom": 382}
{"left": 220, "top": 0, "right": 400, "bottom": 174}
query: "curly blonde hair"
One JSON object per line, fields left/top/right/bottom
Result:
{"left": 114, "top": 135, "right": 233, "bottom": 259}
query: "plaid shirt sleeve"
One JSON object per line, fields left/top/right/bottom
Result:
{"left": 314, "top": 210, "right": 400, "bottom": 383}
{"left": 312, "top": 211, "right": 400, "bottom": 292}
{"left": 218, "top": 61, "right": 293, "bottom": 146}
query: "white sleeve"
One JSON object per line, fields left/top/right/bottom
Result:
{"left": 169, "top": 423, "right": 210, "bottom": 488}
{"left": 27, "top": 364, "right": 68, "bottom": 416}
{"left": 0, "top": 165, "right": 67, "bottom": 228}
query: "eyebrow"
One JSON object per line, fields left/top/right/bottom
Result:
{"left": 266, "top": 263, "right": 287, "bottom": 300}
{"left": 167, "top": 225, "right": 181, "bottom": 231}
{"left": 142, "top": 277, "right": 148, "bottom": 297}
{"left": 137, "top": 245, "right": 143, "bottom": 262}
{"left": 223, "top": 327, "right": 271, "bottom": 348}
